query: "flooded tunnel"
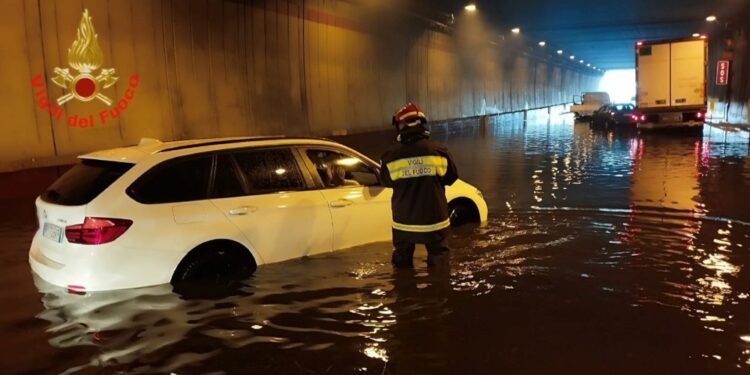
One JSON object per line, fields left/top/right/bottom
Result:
{"left": 1, "top": 0, "right": 750, "bottom": 374}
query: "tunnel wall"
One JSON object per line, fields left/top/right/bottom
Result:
{"left": 708, "top": 7, "right": 750, "bottom": 124}
{"left": 0, "top": 0, "right": 599, "bottom": 172}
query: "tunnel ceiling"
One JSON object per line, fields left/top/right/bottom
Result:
{"left": 422, "top": 0, "right": 745, "bottom": 70}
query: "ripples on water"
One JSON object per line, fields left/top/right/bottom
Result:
{"left": 3, "top": 115, "right": 750, "bottom": 374}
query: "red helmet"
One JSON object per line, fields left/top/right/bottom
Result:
{"left": 392, "top": 102, "right": 427, "bottom": 128}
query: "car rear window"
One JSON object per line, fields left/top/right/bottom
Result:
{"left": 41, "top": 159, "right": 133, "bottom": 206}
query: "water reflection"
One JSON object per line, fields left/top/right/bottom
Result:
{"left": 14, "top": 118, "right": 750, "bottom": 374}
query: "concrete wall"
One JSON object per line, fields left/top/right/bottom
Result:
{"left": 708, "top": 7, "right": 750, "bottom": 124}
{"left": 0, "top": 0, "right": 599, "bottom": 172}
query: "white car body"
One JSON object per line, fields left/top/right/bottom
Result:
{"left": 29, "top": 137, "right": 488, "bottom": 291}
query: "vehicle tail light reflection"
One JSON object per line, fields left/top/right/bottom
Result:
{"left": 65, "top": 217, "right": 132, "bottom": 245}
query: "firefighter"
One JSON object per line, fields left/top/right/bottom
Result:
{"left": 380, "top": 103, "right": 459, "bottom": 268}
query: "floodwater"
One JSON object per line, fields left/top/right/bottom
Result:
{"left": 2, "top": 112, "right": 750, "bottom": 374}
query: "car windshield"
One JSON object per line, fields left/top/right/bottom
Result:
{"left": 614, "top": 104, "right": 634, "bottom": 111}
{"left": 42, "top": 159, "right": 133, "bottom": 206}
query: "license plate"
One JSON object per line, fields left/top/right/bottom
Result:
{"left": 659, "top": 113, "right": 682, "bottom": 122}
{"left": 43, "top": 223, "right": 63, "bottom": 243}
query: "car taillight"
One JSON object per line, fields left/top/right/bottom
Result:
{"left": 65, "top": 217, "right": 132, "bottom": 245}
{"left": 630, "top": 113, "right": 646, "bottom": 122}
{"left": 696, "top": 112, "right": 704, "bottom": 119}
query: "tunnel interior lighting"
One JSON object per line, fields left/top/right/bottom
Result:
{"left": 511, "top": 27, "right": 520, "bottom": 34}
{"left": 706, "top": 15, "right": 717, "bottom": 22}
{"left": 569, "top": 55, "right": 575, "bottom": 60}
{"left": 579, "top": 60, "right": 584, "bottom": 63}
{"left": 636, "top": 41, "right": 643, "bottom": 46}
{"left": 557, "top": 49, "right": 563, "bottom": 55}
{"left": 586, "top": 63, "right": 591, "bottom": 67}
{"left": 692, "top": 33, "right": 700, "bottom": 38}
{"left": 700, "top": 35, "right": 707, "bottom": 39}
{"left": 538, "top": 41, "right": 546, "bottom": 47}
{"left": 464, "top": 4, "right": 477, "bottom": 12}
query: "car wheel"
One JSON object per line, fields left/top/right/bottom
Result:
{"left": 448, "top": 200, "right": 479, "bottom": 227}
{"left": 172, "top": 243, "right": 257, "bottom": 287}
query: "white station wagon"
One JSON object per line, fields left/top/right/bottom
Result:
{"left": 29, "top": 137, "right": 488, "bottom": 291}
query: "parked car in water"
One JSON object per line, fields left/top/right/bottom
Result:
{"left": 29, "top": 137, "right": 488, "bottom": 291}
{"left": 590, "top": 103, "right": 637, "bottom": 127}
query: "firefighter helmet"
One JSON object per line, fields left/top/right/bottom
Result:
{"left": 392, "top": 102, "right": 427, "bottom": 129}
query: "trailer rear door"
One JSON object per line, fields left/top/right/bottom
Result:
{"left": 637, "top": 43, "right": 670, "bottom": 108}
{"left": 670, "top": 40, "right": 706, "bottom": 107}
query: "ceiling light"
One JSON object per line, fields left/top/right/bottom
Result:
{"left": 636, "top": 41, "right": 643, "bottom": 46}
{"left": 579, "top": 59, "right": 584, "bottom": 63}
{"left": 464, "top": 4, "right": 477, "bottom": 12}
{"left": 511, "top": 27, "right": 520, "bottom": 34}
{"left": 706, "top": 15, "right": 717, "bottom": 22}
{"left": 557, "top": 49, "right": 563, "bottom": 55}
{"left": 692, "top": 33, "right": 700, "bottom": 38}
{"left": 700, "top": 35, "right": 707, "bottom": 39}
{"left": 586, "top": 63, "right": 591, "bottom": 67}
{"left": 538, "top": 41, "right": 546, "bottom": 47}
{"left": 570, "top": 55, "right": 575, "bottom": 60}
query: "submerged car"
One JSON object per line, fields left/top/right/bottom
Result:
{"left": 590, "top": 103, "right": 637, "bottom": 127}
{"left": 30, "top": 137, "right": 488, "bottom": 291}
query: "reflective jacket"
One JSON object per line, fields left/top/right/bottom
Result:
{"left": 380, "top": 135, "right": 458, "bottom": 242}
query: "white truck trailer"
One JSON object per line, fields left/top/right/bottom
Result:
{"left": 635, "top": 38, "right": 707, "bottom": 129}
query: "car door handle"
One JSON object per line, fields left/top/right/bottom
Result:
{"left": 330, "top": 199, "right": 354, "bottom": 208}
{"left": 229, "top": 206, "right": 257, "bottom": 215}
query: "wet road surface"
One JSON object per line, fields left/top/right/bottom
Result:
{"left": 2, "top": 112, "right": 750, "bottom": 374}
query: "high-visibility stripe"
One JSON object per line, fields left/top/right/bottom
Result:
{"left": 386, "top": 156, "right": 448, "bottom": 181}
{"left": 392, "top": 219, "right": 451, "bottom": 233}
{"left": 396, "top": 111, "right": 425, "bottom": 122}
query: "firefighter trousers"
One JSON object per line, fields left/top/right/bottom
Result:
{"left": 391, "top": 237, "right": 449, "bottom": 268}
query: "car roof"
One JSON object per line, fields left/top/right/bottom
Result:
{"left": 80, "top": 136, "right": 347, "bottom": 164}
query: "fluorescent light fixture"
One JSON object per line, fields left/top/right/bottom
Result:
{"left": 636, "top": 41, "right": 643, "bottom": 46}
{"left": 579, "top": 59, "right": 584, "bottom": 63}
{"left": 538, "top": 41, "right": 546, "bottom": 47}
{"left": 692, "top": 33, "right": 700, "bottom": 37}
{"left": 569, "top": 55, "right": 575, "bottom": 60}
{"left": 464, "top": 4, "right": 477, "bottom": 11}
{"left": 700, "top": 35, "right": 707, "bottom": 39}
{"left": 706, "top": 15, "right": 717, "bottom": 22}
{"left": 586, "top": 63, "right": 591, "bottom": 67}
{"left": 557, "top": 49, "right": 563, "bottom": 55}
{"left": 511, "top": 27, "right": 520, "bottom": 34}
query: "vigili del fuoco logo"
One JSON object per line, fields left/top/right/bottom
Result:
{"left": 31, "top": 9, "right": 139, "bottom": 128}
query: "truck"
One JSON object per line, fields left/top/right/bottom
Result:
{"left": 634, "top": 38, "right": 707, "bottom": 129}
{"left": 571, "top": 92, "right": 611, "bottom": 121}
